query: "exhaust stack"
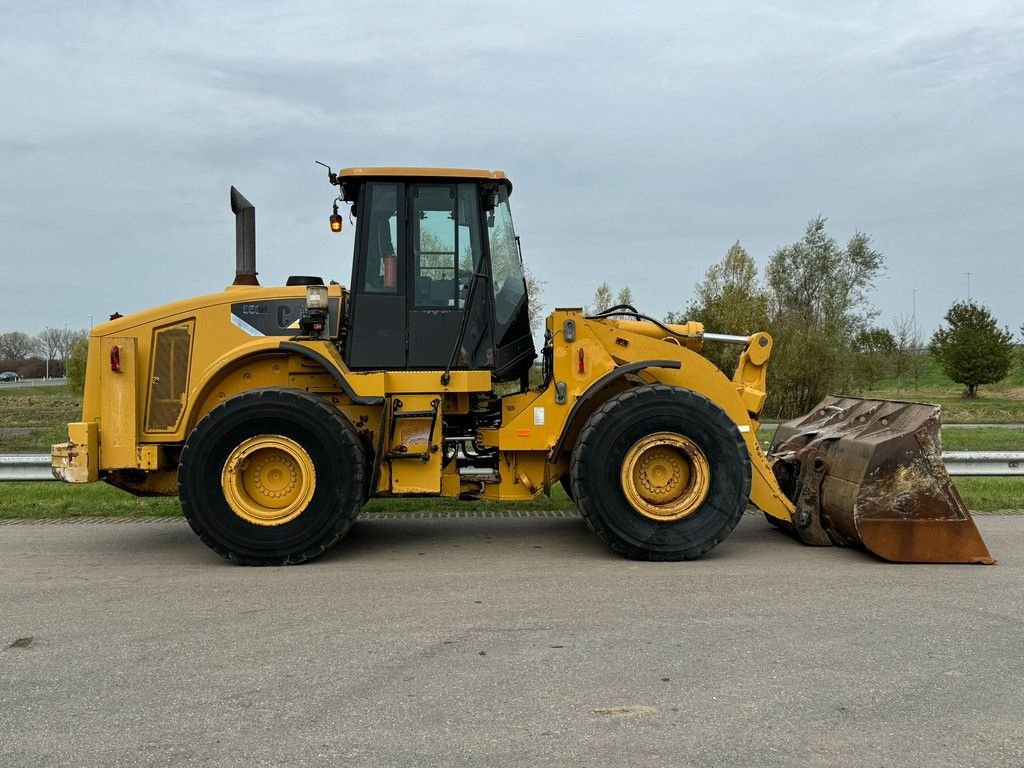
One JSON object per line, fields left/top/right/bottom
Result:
{"left": 230, "top": 186, "right": 259, "bottom": 286}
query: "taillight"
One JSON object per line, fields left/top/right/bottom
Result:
{"left": 578, "top": 347, "right": 585, "bottom": 374}
{"left": 110, "top": 345, "right": 121, "bottom": 372}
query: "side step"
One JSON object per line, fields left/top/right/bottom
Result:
{"left": 385, "top": 398, "right": 440, "bottom": 462}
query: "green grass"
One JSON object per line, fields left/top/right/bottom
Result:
{"left": 869, "top": 389, "right": 1024, "bottom": 425}
{"left": 4, "top": 354, "right": 1022, "bottom": 455}
{"left": 951, "top": 478, "right": 1024, "bottom": 513}
{"left": 0, "top": 385, "right": 80, "bottom": 453}
{"left": 757, "top": 426, "right": 1022, "bottom": 452}
{"left": 874, "top": 350, "right": 1024, "bottom": 391}
{"left": 865, "top": 351, "right": 1024, "bottom": 424}
{"left": 2, "top": 356, "right": 1020, "bottom": 519}
{"left": 940, "top": 428, "right": 1024, "bottom": 452}
{"left": 0, "top": 477, "right": 1018, "bottom": 520}
{"left": 0, "top": 482, "right": 181, "bottom": 519}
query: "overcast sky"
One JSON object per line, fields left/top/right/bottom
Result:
{"left": 1, "top": 0, "right": 1021, "bottom": 339}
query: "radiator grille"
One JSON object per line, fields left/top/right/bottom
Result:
{"left": 145, "top": 323, "right": 192, "bottom": 432}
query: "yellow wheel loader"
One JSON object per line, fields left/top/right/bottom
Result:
{"left": 52, "top": 167, "right": 993, "bottom": 566}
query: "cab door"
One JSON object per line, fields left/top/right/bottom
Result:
{"left": 346, "top": 182, "right": 407, "bottom": 370}
{"left": 406, "top": 183, "right": 488, "bottom": 368}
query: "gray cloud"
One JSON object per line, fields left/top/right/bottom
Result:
{"left": 0, "top": 0, "right": 1021, "bottom": 338}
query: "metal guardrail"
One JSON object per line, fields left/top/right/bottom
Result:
{"left": 943, "top": 452, "right": 1024, "bottom": 477}
{"left": 1, "top": 452, "right": 1022, "bottom": 482}
{"left": 0, "top": 378, "right": 68, "bottom": 389}
{"left": 0, "top": 454, "right": 55, "bottom": 481}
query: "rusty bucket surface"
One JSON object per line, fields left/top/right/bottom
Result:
{"left": 768, "top": 396, "right": 994, "bottom": 564}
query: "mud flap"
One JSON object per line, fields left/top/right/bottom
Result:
{"left": 768, "top": 396, "right": 994, "bottom": 564}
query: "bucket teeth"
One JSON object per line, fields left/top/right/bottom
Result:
{"left": 768, "top": 396, "right": 994, "bottom": 564}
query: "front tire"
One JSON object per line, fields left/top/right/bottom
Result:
{"left": 570, "top": 384, "right": 750, "bottom": 560}
{"left": 179, "top": 387, "right": 367, "bottom": 565}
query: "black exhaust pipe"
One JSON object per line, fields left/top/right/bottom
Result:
{"left": 230, "top": 186, "right": 259, "bottom": 286}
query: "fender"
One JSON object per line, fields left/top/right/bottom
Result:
{"left": 280, "top": 341, "right": 384, "bottom": 406}
{"left": 184, "top": 339, "right": 384, "bottom": 439}
{"left": 182, "top": 338, "right": 291, "bottom": 438}
{"left": 548, "top": 359, "right": 682, "bottom": 463}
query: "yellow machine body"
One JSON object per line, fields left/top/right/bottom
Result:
{"left": 53, "top": 166, "right": 991, "bottom": 566}
{"left": 54, "top": 295, "right": 793, "bottom": 520}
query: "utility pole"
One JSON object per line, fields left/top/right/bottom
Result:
{"left": 912, "top": 287, "right": 917, "bottom": 347}
{"left": 966, "top": 272, "right": 971, "bottom": 301}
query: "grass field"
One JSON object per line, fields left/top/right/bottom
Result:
{"left": 755, "top": 426, "right": 1023, "bottom": 452}
{"left": 1, "top": 365, "right": 1021, "bottom": 519}
{"left": 865, "top": 351, "right": 1024, "bottom": 424}
{"left": 938, "top": 428, "right": 1024, "bottom": 451}
{"left": 4, "top": 359, "right": 1022, "bottom": 456}
{"left": 0, "top": 385, "right": 82, "bottom": 453}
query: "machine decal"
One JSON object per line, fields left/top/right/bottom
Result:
{"left": 230, "top": 298, "right": 341, "bottom": 337}
{"left": 230, "top": 313, "right": 264, "bottom": 336}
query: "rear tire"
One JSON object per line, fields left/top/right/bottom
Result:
{"left": 179, "top": 387, "right": 367, "bottom": 565}
{"left": 559, "top": 476, "right": 575, "bottom": 503}
{"left": 570, "top": 384, "right": 750, "bottom": 560}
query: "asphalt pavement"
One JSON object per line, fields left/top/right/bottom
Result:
{"left": 1, "top": 513, "right": 1022, "bottom": 768}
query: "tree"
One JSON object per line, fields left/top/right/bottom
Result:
{"left": 930, "top": 301, "right": 1014, "bottom": 398}
{"left": 616, "top": 286, "right": 634, "bottom": 308}
{"left": 763, "top": 218, "right": 884, "bottom": 417}
{"left": 891, "top": 313, "right": 923, "bottom": 388}
{"left": 523, "top": 264, "right": 545, "bottom": 332}
{"left": 674, "top": 241, "right": 769, "bottom": 374}
{"left": 0, "top": 331, "right": 36, "bottom": 361}
{"left": 66, "top": 337, "right": 90, "bottom": 395}
{"left": 36, "top": 327, "right": 65, "bottom": 379}
{"left": 853, "top": 326, "right": 896, "bottom": 390}
{"left": 591, "top": 283, "right": 613, "bottom": 313}
{"left": 56, "top": 329, "right": 86, "bottom": 367}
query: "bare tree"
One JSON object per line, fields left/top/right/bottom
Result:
{"left": 591, "top": 283, "right": 613, "bottom": 313}
{"left": 55, "top": 328, "right": 87, "bottom": 366}
{"left": 523, "top": 264, "right": 546, "bottom": 332}
{"left": 36, "top": 327, "right": 65, "bottom": 379}
{"left": 0, "top": 331, "right": 37, "bottom": 361}
{"left": 891, "top": 313, "right": 921, "bottom": 388}
{"left": 853, "top": 327, "right": 896, "bottom": 390}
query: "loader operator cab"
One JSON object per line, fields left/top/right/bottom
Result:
{"left": 339, "top": 168, "right": 535, "bottom": 382}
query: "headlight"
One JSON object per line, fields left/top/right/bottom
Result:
{"left": 306, "top": 285, "right": 329, "bottom": 310}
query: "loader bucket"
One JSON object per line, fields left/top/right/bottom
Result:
{"left": 767, "top": 396, "right": 994, "bottom": 564}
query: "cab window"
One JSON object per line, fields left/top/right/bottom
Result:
{"left": 487, "top": 186, "right": 526, "bottom": 327}
{"left": 411, "top": 184, "right": 482, "bottom": 308}
{"left": 361, "top": 183, "right": 401, "bottom": 294}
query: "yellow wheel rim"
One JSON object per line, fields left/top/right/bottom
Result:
{"left": 620, "top": 432, "right": 710, "bottom": 521}
{"left": 221, "top": 435, "right": 316, "bottom": 526}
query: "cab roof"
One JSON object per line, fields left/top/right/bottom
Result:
{"left": 339, "top": 166, "right": 508, "bottom": 182}
{"left": 338, "top": 167, "right": 511, "bottom": 200}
